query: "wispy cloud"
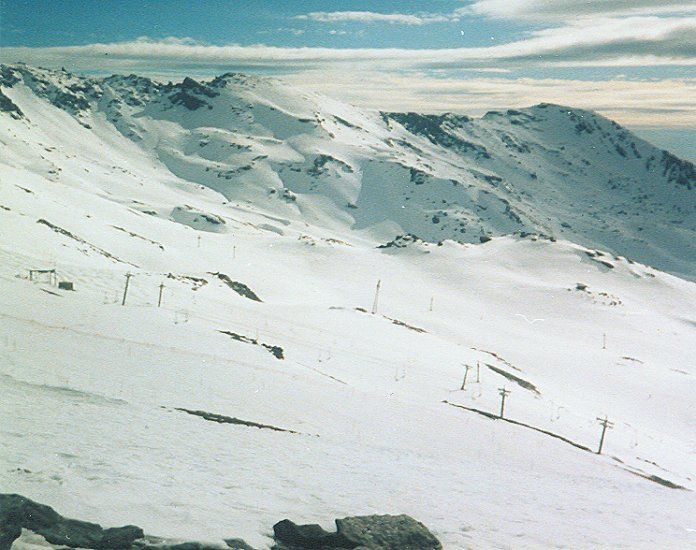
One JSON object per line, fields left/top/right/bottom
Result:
{"left": 257, "top": 28, "right": 306, "bottom": 36}
{"left": 294, "top": 2, "right": 696, "bottom": 27}
{"left": 3, "top": 14, "right": 693, "bottom": 75}
{"left": 468, "top": 0, "right": 696, "bottom": 21}
{"left": 3, "top": 35, "right": 694, "bottom": 127}
{"left": 2, "top": 2, "right": 694, "bottom": 128}
{"left": 295, "top": 10, "right": 456, "bottom": 26}
{"left": 282, "top": 70, "right": 696, "bottom": 127}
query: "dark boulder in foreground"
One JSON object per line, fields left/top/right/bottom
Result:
{"left": 0, "top": 493, "right": 143, "bottom": 549}
{"left": 272, "top": 514, "right": 442, "bottom": 549}
{"left": 335, "top": 515, "right": 442, "bottom": 549}
{"left": 0, "top": 494, "right": 254, "bottom": 550}
{"left": 272, "top": 519, "right": 347, "bottom": 548}
{"left": 1, "top": 494, "right": 440, "bottom": 550}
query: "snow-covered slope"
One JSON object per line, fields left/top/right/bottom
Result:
{"left": 1, "top": 63, "right": 694, "bottom": 278}
{"left": 1, "top": 64, "right": 695, "bottom": 549}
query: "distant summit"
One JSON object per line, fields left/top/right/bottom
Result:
{"left": 1, "top": 63, "right": 694, "bottom": 277}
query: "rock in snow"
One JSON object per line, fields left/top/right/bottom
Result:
{"left": 272, "top": 515, "right": 442, "bottom": 549}
{"left": 0, "top": 64, "right": 695, "bottom": 550}
{"left": 1, "top": 63, "right": 693, "bottom": 279}
{"left": 0, "top": 493, "right": 143, "bottom": 549}
{"left": 0, "top": 495, "right": 440, "bottom": 550}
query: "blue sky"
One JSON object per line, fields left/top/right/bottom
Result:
{"left": 2, "top": 1, "right": 529, "bottom": 49}
{"left": 1, "top": 1, "right": 695, "bottom": 158}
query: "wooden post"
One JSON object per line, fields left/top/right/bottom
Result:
{"left": 157, "top": 282, "right": 165, "bottom": 307}
{"left": 461, "top": 364, "right": 472, "bottom": 390}
{"left": 596, "top": 416, "right": 614, "bottom": 454}
{"left": 121, "top": 273, "right": 132, "bottom": 306}
{"left": 197, "top": 235, "right": 201, "bottom": 248}
{"left": 498, "top": 387, "right": 511, "bottom": 418}
{"left": 476, "top": 361, "right": 481, "bottom": 383}
{"left": 603, "top": 332, "right": 607, "bottom": 350}
{"left": 429, "top": 296, "right": 434, "bottom": 312}
{"left": 371, "top": 279, "right": 381, "bottom": 315}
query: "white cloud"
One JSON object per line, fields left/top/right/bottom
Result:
{"left": 468, "top": 0, "right": 696, "bottom": 21}
{"left": 296, "top": 3, "right": 696, "bottom": 27}
{"left": 295, "top": 10, "right": 455, "bottom": 25}
{"left": 282, "top": 70, "right": 696, "bottom": 127}
{"left": 3, "top": 37, "right": 693, "bottom": 126}
{"left": 2, "top": 6, "right": 694, "bottom": 129}
{"left": 476, "top": 16, "right": 696, "bottom": 65}
{"left": 2, "top": 15, "right": 693, "bottom": 73}
{"left": 257, "top": 28, "right": 306, "bottom": 36}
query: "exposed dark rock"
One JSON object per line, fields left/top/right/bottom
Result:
{"left": 659, "top": 151, "right": 695, "bottom": 190}
{"left": 272, "top": 515, "right": 442, "bottom": 549}
{"left": 410, "top": 167, "right": 429, "bottom": 186}
{"left": 0, "top": 493, "right": 144, "bottom": 549}
{"left": 102, "top": 526, "right": 148, "bottom": 548}
{"left": 0, "top": 65, "right": 21, "bottom": 87}
{"left": 382, "top": 112, "right": 490, "bottom": 159}
{"left": 210, "top": 272, "right": 262, "bottom": 302}
{"left": 166, "top": 273, "right": 209, "bottom": 291}
{"left": 224, "top": 537, "right": 256, "bottom": 549}
{"left": 308, "top": 154, "right": 354, "bottom": 176}
{"left": 180, "top": 77, "right": 219, "bottom": 98}
{"left": 111, "top": 225, "right": 165, "bottom": 250}
{"left": 616, "top": 469, "right": 688, "bottom": 490}
{"left": 36, "top": 218, "right": 138, "bottom": 267}
{"left": 333, "top": 115, "right": 360, "bottom": 130}
{"left": 377, "top": 234, "right": 424, "bottom": 249}
{"left": 273, "top": 519, "right": 349, "bottom": 548}
{"left": 262, "top": 343, "right": 285, "bottom": 360}
{"left": 335, "top": 515, "right": 442, "bottom": 549}
{"left": 51, "top": 90, "right": 91, "bottom": 113}
{"left": 384, "top": 316, "right": 427, "bottom": 334}
{"left": 169, "top": 92, "right": 210, "bottom": 111}
{"left": 0, "top": 521, "right": 21, "bottom": 550}
{"left": 499, "top": 132, "right": 530, "bottom": 153}
{"left": 486, "top": 364, "right": 540, "bottom": 395}
{"left": 168, "top": 77, "right": 219, "bottom": 110}
{"left": 445, "top": 400, "right": 594, "bottom": 453}
{"left": 279, "top": 189, "right": 297, "bottom": 202}
{"left": 219, "top": 330, "right": 283, "bottom": 359}
{"left": 174, "top": 407, "right": 303, "bottom": 435}
{"left": 0, "top": 90, "right": 24, "bottom": 119}
{"left": 2, "top": 495, "right": 438, "bottom": 550}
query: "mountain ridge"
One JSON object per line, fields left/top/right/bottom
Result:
{"left": 2, "top": 63, "right": 696, "bottom": 549}
{"left": 1, "top": 63, "right": 694, "bottom": 279}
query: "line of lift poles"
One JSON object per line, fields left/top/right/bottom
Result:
{"left": 123, "top": 272, "right": 615, "bottom": 454}
{"left": 121, "top": 272, "right": 165, "bottom": 308}
{"left": 379, "top": 277, "right": 615, "bottom": 455}
{"left": 460, "top": 363, "right": 614, "bottom": 454}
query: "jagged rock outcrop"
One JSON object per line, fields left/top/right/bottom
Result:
{"left": 0, "top": 493, "right": 143, "bottom": 549}
{"left": 272, "top": 514, "right": 442, "bottom": 549}
{"left": 0, "top": 495, "right": 442, "bottom": 550}
{"left": 2, "top": 63, "right": 694, "bottom": 278}
{"left": 0, "top": 494, "right": 254, "bottom": 550}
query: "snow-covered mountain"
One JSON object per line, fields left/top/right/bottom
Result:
{"left": 1, "top": 63, "right": 694, "bottom": 278}
{"left": 1, "top": 64, "right": 695, "bottom": 549}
